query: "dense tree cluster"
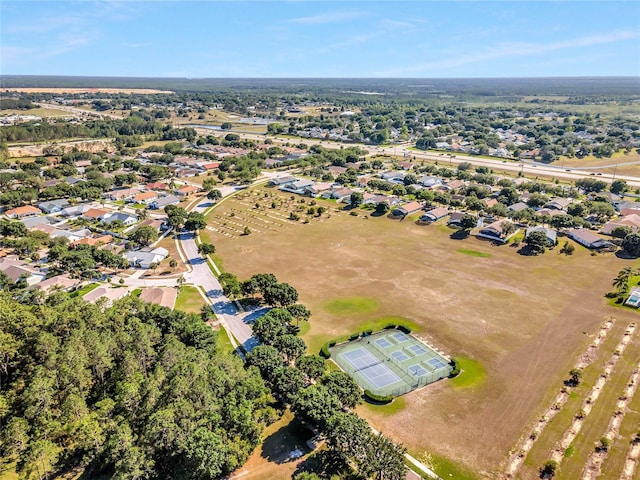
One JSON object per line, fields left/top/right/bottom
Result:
{"left": 0, "top": 294, "right": 273, "bottom": 479}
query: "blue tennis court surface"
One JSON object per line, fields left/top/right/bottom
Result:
{"left": 330, "top": 329, "right": 453, "bottom": 397}
{"left": 409, "top": 344, "right": 427, "bottom": 355}
{"left": 428, "top": 358, "right": 447, "bottom": 369}
{"left": 408, "top": 364, "right": 427, "bottom": 376}
{"left": 393, "top": 332, "right": 409, "bottom": 343}
{"left": 375, "top": 337, "right": 393, "bottom": 349}
{"left": 341, "top": 347, "right": 401, "bottom": 390}
{"left": 392, "top": 351, "right": 410, "bottom": 362}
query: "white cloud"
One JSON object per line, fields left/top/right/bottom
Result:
{"left": 379, "top": 30, "right": 640, "bottom": 76}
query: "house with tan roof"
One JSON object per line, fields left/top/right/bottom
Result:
{"left": 391, "top": 201, "right": 424, "bottom": 217}
{"left": 477, "top": 220, "right": 519, "bottom": 243}
{"left": 419, "top": 206, "right": 449, "bottom": 223}
{"left": 0, "top": 257, "right": 46, "bottom": 285}
{"left": 566, "top": 228, "right": 613, "bottom": 249}
{"left": 139, "top": 287, "right": 178, "bottom": 309}
{"left": 82, "top": 208, "right": 110, "bottom": 221}
{"left": 5, "top": 205, "right": 41, "bottom": 219}
{"left": 175, "top": 185, "right": 201, "bottom": 197}
{"left": 105, "top": 188, "right": 141, "bottom": 201}
{"left": 35, "top": 274, "right": 80, "bottom": 294}
{"left": 133, "top": 191, "right": 159, "bottom": 204}
{"left": 71, "top": 234, "right": 113, "bottom": 247}
{"left": 600, "top": 215, "right": 640, "bottom": 236}
{"left": 83, "top": 286, "right": 130, "bottom": 307}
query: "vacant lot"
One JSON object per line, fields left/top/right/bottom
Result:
{"left": 175, "top": 286, "right": 205, "bottom": 315}
{"left": 209, "top": 186, "right": 639, "bottom": 476}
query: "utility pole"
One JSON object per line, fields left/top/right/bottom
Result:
{"left": 612, "top": 164, "right": 618, "bottom": 182}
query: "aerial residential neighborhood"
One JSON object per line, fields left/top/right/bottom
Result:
{"left": 1, "top": 1, "right": 640, "bottom": 479}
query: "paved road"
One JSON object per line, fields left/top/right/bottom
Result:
{"left": 192, "top": 127, "right": 640, "bottom": 187}
{"left": 181, "top": 195, "right": 261, "bottom": 352}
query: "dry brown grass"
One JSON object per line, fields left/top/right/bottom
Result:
{"left": 208, "top": 186, "right": 640, "bottom": 476}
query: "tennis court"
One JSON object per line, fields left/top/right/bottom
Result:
{"left": 330, "top": 328, "right": 453, "bottom": 397}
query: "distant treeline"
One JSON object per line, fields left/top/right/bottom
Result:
{"left": 0, "top": 115, "right": 195, "bottom": 143}
{"left": 2, "top": 75, "right": 639, "bottom": 97}
{"left": 0, "top": 97, "right": 36, "bottom": 110}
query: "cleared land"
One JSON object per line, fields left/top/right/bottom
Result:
{"left": 209, "top": 185, "right": 639, "bottom": 476}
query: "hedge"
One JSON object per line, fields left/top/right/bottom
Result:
{"left": 320, "top": 340, "right": 337, "bottom": 358}
{"left": 349, "top": 333, "right": 360, "bottom": 341}
{"left": 449, "top": 358, "right": 460, "bottom": 378}
{"left": 362, "top": 329, "right": 373, "bottom": 336}
{"left": 364, "top": 390, "right": 394, "bottom": 404}
{"left": 397, "top": 325, "right": 412, "bottom": 334}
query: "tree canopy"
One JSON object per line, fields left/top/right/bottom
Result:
{"left": 0, "top": 294, "right": 272, "bottom": 479}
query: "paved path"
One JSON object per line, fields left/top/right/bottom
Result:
{"left": 181, "top": 193, "right": 262, "bottom": 352}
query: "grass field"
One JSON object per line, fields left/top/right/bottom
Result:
{"left": 175, "top": 286, "right": 206, "bottom": 314}
{"left": 207, "top": 184, "right": 639, "bottom": 476}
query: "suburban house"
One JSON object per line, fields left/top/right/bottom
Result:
{"left": 326, "top": 187, "right": 354, "bottom": 202}
{"left": 620, "top": 207, "right": 640, "bottom": 217}
{"left": 145, "top": 182, "right": 169, "bottom": 191}
{"left": 279, "top": 179, "right": 315, "bottom": 195}
{"left": 305, "top": 182, "right": 333, "bottom": 197}
{"left": 71, "top": 234, "right": 113, "bottom": 247}
{"left": 175, "top": 185, "right": 201, "bottom": 197}
{"left": 419, "top": 206, "right": 449, "bottom": 223}
{"left": 477, "top": 220, "right": 518, "bottom": 243}
{"left": 132, "top": 191, "right": 159, "bottom": 205}
{"left": 60, "top": 204, "right": 95, "bottom": 217}
{"left": 600, "top": 215, "right": 640, "bottom": 235}
{"left": 82, "top": 208, "right": 110, "bottom": 221}
{"left": 390, "top": 201, "right": 424, "bottom": 218}
{"left": 508, "top": 202, "right": 529, "bottom": 213}
{"left": 482, "top": 198, "right": 499, "bottom": 209}
{"left": 138, "top": 218, "right": 166, "bottom": 232}
{"left": 150, "top": 195, "right": 181, "bottom": 210}
{"left": 565, "top": 228, "right": 614, "bottom": 249}
{"left": 37, "top": 199, "right": 70, "bottom": 214}
{"left": 102, "top": 212, "right": 138, "bottom": 226}
{"left": 83, "top": 286, "right": 130, "bottom": 307}
{"left": 124, "top": 247, "right": 169, "bottom": 269}
{"left": 105, "top": 188, "right": 141, "bottom": 201}
{"left": 419, "top": 176, "right": 443, "bottom": 189}
{"left": 363, "top": 194, "right": 400, "bottom": 207}
{"left": 35, "top": 274, "right": 80, "bottom": 294}
{"left": 0, "top": 257, "right": 46, "bottom": 285}
{"left": 381, "top": 171, "right": 405, "bottom": 184}
{"left": 5, "top": 205, "right": 41, "bottom": 219}
{"left": 139, "top": 287, "right": 178, "bottom": 309}
{"left": 269, "top": 176, "right": 297, "bottom": 187}
{"left": 525, "top": 226, "right": 557, "bottom": 246}
{"left": 445, "top": 179, "right": 465, "bottom": 191}
{"left": 543, "top": 198, "right": 572, "bottom": 211}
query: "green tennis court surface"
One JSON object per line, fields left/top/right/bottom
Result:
{"left": 330, "top": 329, "right": 452, "bottom": 397}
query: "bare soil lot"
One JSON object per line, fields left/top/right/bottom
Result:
{"left": 210, "top": 186, "right": 639, "bottom": 476}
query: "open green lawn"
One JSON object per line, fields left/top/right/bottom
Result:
{"left": 175, "top": 286, "right": 206, "bottom": 314}
{"left": 450, "top": 356, "right": 486, "bottom": 389}
{"left": 322, "top": 296, "right": 380, "bottom": 316}
{"left": 457, "top": 248, "right": 492, "bottom": 258}
{"left": 70, "top": 282, "right": 99, "bottom": 298}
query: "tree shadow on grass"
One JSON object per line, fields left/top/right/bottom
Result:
{"left": 449, "top": 229, "right": 470, "bottom": 240}
{"left": 292, "top": 449, "right": 351, "bottom": 479}
{"left": 260, "top": 417, "right": 314, "bottom": 465}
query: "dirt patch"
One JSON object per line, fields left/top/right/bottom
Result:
{"left": 210, "top": 185, "right": 639, "bottom": 475}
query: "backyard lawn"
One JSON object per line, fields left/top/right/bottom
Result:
{"left": 175, "top": 286, "right": 206, "bottom": 315}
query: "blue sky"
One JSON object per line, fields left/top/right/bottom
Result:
{"left": 2, "top": 1, "right": 639, "bottom": 78}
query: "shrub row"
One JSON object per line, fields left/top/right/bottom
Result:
{"left": 449, "top": 358, "right": 460, "bottom": 378}
{"left": 364, "top": 390, "right": 394, "bottom": 404}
